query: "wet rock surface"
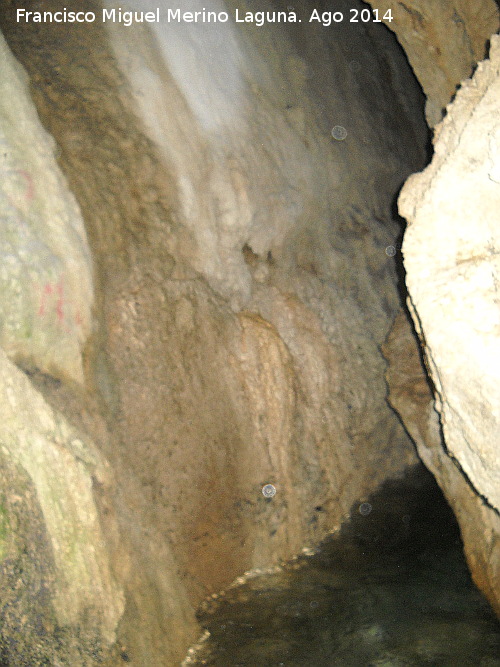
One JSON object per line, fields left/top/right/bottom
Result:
{"left": 188, "top": 465, "right": 500, "bottom": 666}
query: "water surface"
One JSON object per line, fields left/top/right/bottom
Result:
{"left": 186, "top": 466, "right": 500, "bottom": 666}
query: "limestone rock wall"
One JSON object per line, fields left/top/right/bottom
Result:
{"left": 0, "top": 30, "right": 126, "bottom": 664}
{"left": 393, "top": 35, "right": 500, "bottom": 616}
{"left": 0, "top": 33, "right": 93, "bottom": 384}
{"left": 0, "top": 349, "right": 124, "bottom": 661}
{"left": 105, "top": 0, "right": 428, "bottom": 309}
{"left": 0, "top": 0, "right": 430, "bottom": 663}
{"left": 366, "top": 0, "right": 500, "bottom": 619}
{"left": 383, "top": 311, "right": 500, "bottom": 617}
{"left": 400, "top": 36, "right": 500, "bottom": 513}
{"left": 368, "top": 0, "right": 499, "bottom": 126}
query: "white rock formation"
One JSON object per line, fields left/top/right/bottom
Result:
{"left": 400, "top": 35, "right": 500, "bottom": 513}
{"left": 0, "top": 33, "right": 93, "bottom": 384}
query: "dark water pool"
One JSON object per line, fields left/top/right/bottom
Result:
{"left": 184, "top": 466, "right": 500, "bottom": 666}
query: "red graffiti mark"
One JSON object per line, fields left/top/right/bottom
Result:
{"left": 36, "top": 278, "right": 82, "bottom": 333}
{"left": 16, "top": 170, "right": 34, "bottom": 202}
{"left": 55, "top": 281, "right": 64, "bottom": 323}
{"left": 37, "top": 279, "right": 65, "bottom": 323}
{"left": 37, "top": 283, "right": 54, "bottom": 316}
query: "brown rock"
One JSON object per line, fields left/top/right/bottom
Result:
{"left": 367, "top": 0, "right": 499, "bottom": 125}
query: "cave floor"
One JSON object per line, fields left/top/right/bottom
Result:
{"left": 186, "top": 465, "right": 500, "bottom": 666}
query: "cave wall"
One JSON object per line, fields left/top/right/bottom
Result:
{"left": 1, "top": 0, "right": 499, "bottom": 663}
{"left": 366, "top": 0, "right": 500, "bottom": 618}
{"left": 0, "top": 30, "right": 125, "bottom": 663}
{"left": 383, "top": 311, "right": 500, "bottom": 619}
{"left": 0, "top": 0, "right": 429, "bottom": 662}
{"left": 0, "top": 33, "right": 93, "bottom": 383}
{"left": 0, "top": 347, "right": 124, "bottom": 663}
{"left": 401, "top": 37, "right": 500, "bottom": 514}
{"left": 395, "top": 34, "right": 500, "bottom": 616}
{"left": 368, "top": 0, "right": 499, "bottom": 126}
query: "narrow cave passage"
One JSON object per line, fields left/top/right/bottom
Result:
{"left": 0, "top": 1, "right": 499, "bottom": 665}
